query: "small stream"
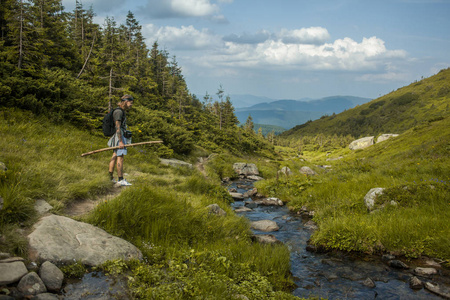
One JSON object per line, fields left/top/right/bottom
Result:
{"left": 229, "top": 179, "right": 449, "bottom": 300}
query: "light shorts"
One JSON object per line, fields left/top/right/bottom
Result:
{"left": 114, "top": 137, "right": 131, "bottom": 156}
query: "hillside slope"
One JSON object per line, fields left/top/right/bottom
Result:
{"left": 280, "top": 68, "right": 450, "bottom": 139}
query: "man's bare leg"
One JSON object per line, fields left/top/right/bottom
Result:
{"left": 117, "top": 155, "right": 124, "bottom": 179}
{"left": 109, "top": 153, "right": 117, "bottom": 180}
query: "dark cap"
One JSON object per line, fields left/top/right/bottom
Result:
{"left": 121, "top": 94, "right": 134, "bottom": 101}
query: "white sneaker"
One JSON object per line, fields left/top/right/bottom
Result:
{"left": 117, "top": 179, "right": 132, "bottom": 186}
{"left": 111, "top": 178, "right": 117, "bottom": 183}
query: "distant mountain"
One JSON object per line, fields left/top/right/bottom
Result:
{"left": 279, "top": 68, "right": 450, "bottom": 139}
{"left": 235, "top": 96, "right": 371, "bottom": 129}
{"left": 230, "top": 94, "right": 312, "bottom": 108}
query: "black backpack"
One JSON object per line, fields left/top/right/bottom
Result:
{"left": 102, "top": 108, "right": 125, "bottom": 137}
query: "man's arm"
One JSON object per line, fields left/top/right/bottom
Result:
{"left": 115, "top": 120, "right": 125, "bottom": 148}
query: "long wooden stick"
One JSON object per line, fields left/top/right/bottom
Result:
{"left": 81, "top": 141, "right": 163, "bottom": 157}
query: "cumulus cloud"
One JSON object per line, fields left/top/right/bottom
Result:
{"left": 141, "top": 23, "right": 407, "bottom": 74}
{"left": 206, "top": 35, "right": 407, "bottom": 72}
{"left": 139, "top": 0, "right": 219, "bottom": 18}
{"left": 143, "top": 24, "right": 222, "bottom": 50}
{"left": 278, "top": 27, "right": 330, "bottom": 44}
{"left": 223, "top": 31, "right": 271, "bottom": 44}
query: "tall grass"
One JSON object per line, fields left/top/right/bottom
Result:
{"left": 1, "top": 108, "right": 299, "bottom": 298}
{"left": 258, "top": 116, "right": 450, "bottom": 263}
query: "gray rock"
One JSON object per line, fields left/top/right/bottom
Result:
{"left": 362, "top": 277, "right": 376, "bottom": 288}
{"left": 35, "top": 200, "right": 53, "bottom": 215}
{"left": 0, "top": 252, "right": 10, "bottom": 259}
{"left": 304, "top": 220, "right": 318, "bottom": 230}
{"left": 233, "top": 163, "right": 259, "bottom": 176}
{"left": 414, "top": 267, "right": 438, "bottom": 276}
{"left": 206, "top": 204, "right": 227, "bottom": 217}
{"left": 31, "top": 293, "right": 61, "bottom": 300}
{"left": 424, "top": 282, "right": 450, "bottom": 299}
{"left": 244, "top": 200, "right": 258, "bottom": 209}
{"left": 388, "top": 260, "right": 409, "bottom": 269}
{"left": 364, "top": 188, "right": 385, "bottom": 211}
{"left": 0, "top": 162, "right": 7, "bottom": 171}
{"left": 279, "top": 167, "right": 292, "bottom": 176}
{"left": 250, "top": 220, "right": 279, "bottom": 232}
{"left": 0, "top": 260, "right": 28, "bottom": 285}
{"left": 409, "top": 276, "right": 423, "bottom": 289}
{"left": 247, "top": 175, "right": 264, "bottom": 181}
{"left": 28, "top": 215, "right": 143, "bottom": 267}
{"left": 253, "top": 234, "right": 281, "bottom": 244}
{"left": 349, "top": 136, "right": 375, "bottom": 150}
{"left": 39, "top": 261, "right": 64, "bottom": 292}
{"left": 159, "top": 158, "right": 192, "bottom": 168}
{"left": 376, "top": 134, "right": 399, "bottom": 143}
{"left": 382, "top": 254, "right": 395, "bottom": 261}
{"left": 234, "top": 206, "right": 252, "bottom": 213}
{"left": 229, "top": 192, "right": 244, "bottom": 200}
{"left": 299, "top": 166, "right": 317, "bottom": 176}
{"left": 257, "top": 197, "right": 284, "bottom": 206}
{"left": 243, "top": 188, "right": 257, "bottom": 198}
{"left": 17, "top": 272, "right": 47, "bottom": 295}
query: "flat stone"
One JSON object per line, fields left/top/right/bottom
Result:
{"left": 349, "top": 136, "right": 375, "bottom": 150}
{"left": 414, "top": 267, "right": 438, "bottom": 276}
{"left": 28, "top": 215, "right": 143, "bottom": 267}
{"left": 229, "top": 192, "right": 244, "bottom": 200}
{"left": 0, "top": 261, "right": 28, "bottom": 285}
{"left": 234, "top": 206, "right": 252, "bottom": 213}
{"left": 424, "top": 282, "right": 450, "bottom": 299}
{"left": 250, "top": 220, "right": 279, "bottom": 232}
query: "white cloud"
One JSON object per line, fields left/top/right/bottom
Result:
{"left": 205, "top": 35, "right": 407, "bottom": 72}
{"left": 139, "top": 0, "right": 220, "bottom": 18}
{"left": 142, "top": 24, "right": 408, "bottom": 75}
{"left": 143, "top": 24, "right": 222, "bottom": 50}
{"left": 278, "top": 27, "right": 330, "bottom": 44}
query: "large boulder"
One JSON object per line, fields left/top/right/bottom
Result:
{"left": 299, "top": 166, "right": 317, "bottom": 176}
{"left": 233, "top": 163, "right": 259, "bottom": 177}
{"left": 0, "top": 260, "right": 28, "bottom": 285}
{"left": 28, "top": 215, "right": 143, "bottom": 267}
{"left": 364, "top": 188, "right": 385, "bottom": 211}
{"left": 376, "top": 134, "right": 399, "bottom": 143}
{"left": 39, "top": 261, "right": 64, "bottom": 292}
{"left": 349, "top": 137, "right": 375, "bottom": 150}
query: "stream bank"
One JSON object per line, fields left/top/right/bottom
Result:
{"left": 228, "top": 178, "right": 450, "bottom": 300}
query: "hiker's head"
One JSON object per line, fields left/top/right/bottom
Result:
{"left": 119, "top": 95, "right": 134, "bottom": 109}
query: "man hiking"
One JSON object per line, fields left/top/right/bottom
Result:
{"left": 108, "top": 94, "right": 134, "bottom": 186}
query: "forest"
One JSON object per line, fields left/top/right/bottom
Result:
{"left": 0, "top": 0, "right": 274, "bottom": 158}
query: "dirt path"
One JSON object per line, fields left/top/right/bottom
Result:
{"left": 64, "top": 188, "right": 122, "bottom": 217}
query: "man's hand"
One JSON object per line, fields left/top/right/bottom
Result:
{"left": 119, "top": 140, "right": 125, "bottom": 149}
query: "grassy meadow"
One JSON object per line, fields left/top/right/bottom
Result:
{"left": 256, "top": 115, "right": 450, "bottom": 262}
{"left": 0, "top": 108, "right": 299, "bottom": 299}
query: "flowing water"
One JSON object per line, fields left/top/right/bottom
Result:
{"left": 229, "top": 179, "right": 449, "bottom": 300}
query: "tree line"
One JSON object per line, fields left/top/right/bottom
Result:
{"left": 0, "top": 0, "right": 274, "bottom": 156}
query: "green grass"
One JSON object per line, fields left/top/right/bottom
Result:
{"left": 0, "top": 107, "right": 299, "bottom": 299}
{"left": 258, "top": 116, "right": 450, "bottom": 263}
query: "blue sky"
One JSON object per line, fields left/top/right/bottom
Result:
{"left": 62, "top": 0, "right": 450, "bottom": 102}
